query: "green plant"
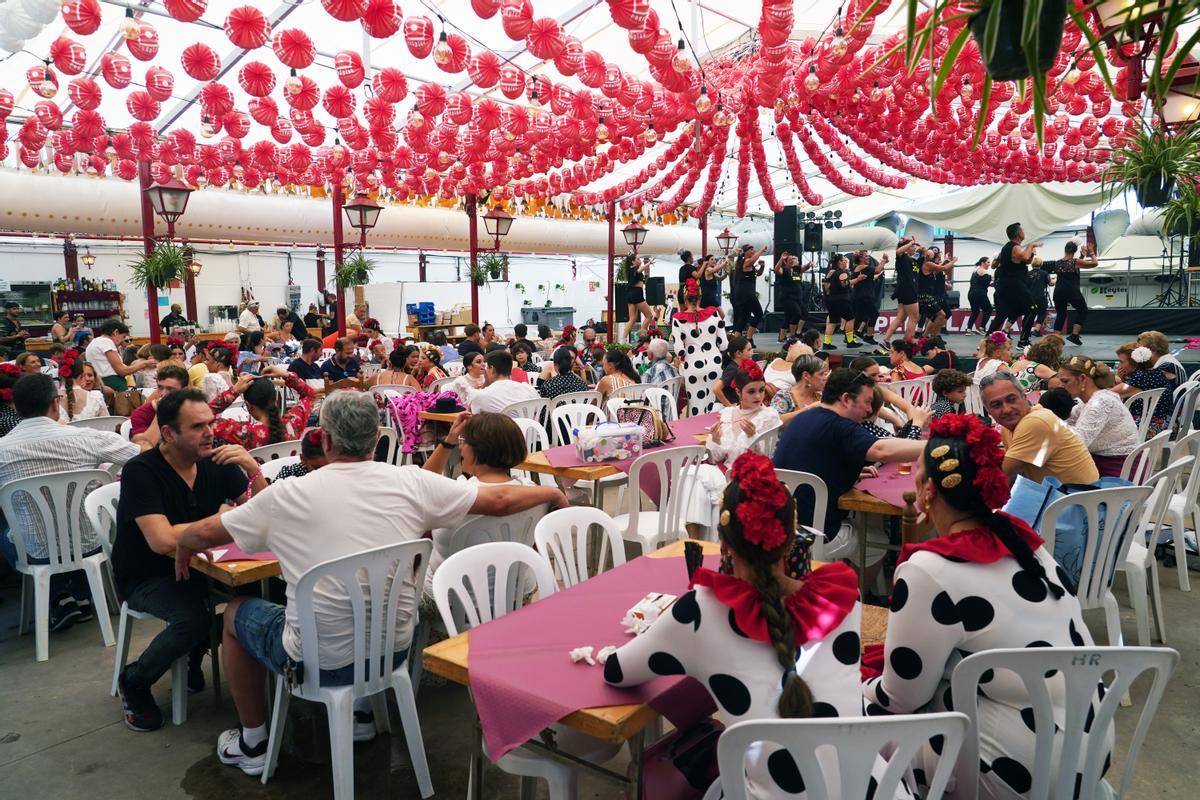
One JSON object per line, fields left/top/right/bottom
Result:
{"left": 1159, "top": 179, "right": 1200, "bottom": 236}
{"left": 468, "top": 262, "right": 488, "bottom": 287}
{"left": 127, "top": 242, "right": 186, "bottom": 289}
{"left": 1101, "top": 122, "right": 1200, "bottom": 207}
{"left": 608, "top": 342, "right": 633, "bottom": 354}
{"left": 514, "top": 282, "right": 526, "bottom": 292}
{"left": 553, "top": 282, "right": 565, "bottom": 292}
{"left": 335, "top": 252, "right": 375, "bottom": 289}
{"left": 481, "top": 252, "right": 506, "bottom": 280}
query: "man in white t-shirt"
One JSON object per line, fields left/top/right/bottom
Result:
{"left": 173, "top": 391, "right": 567, "bottom": 775}
{"left": 470, "top": 350, "right": 539, "bottom": 414}
{"left": 236, "top": 300, "right": 262, "bottom": 334}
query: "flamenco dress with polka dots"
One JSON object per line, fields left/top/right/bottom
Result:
{"left": 672, "top": 306, "right": 728, "bottom": 416}
{"left": 861, "top": 514, "right": 1113, "bottom": 799}
{"left": 604, "top": 563, "right": 914, "bottom": 800}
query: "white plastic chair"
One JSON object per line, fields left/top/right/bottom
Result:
{"left": 248, "top": 439, "right": 303, "bottom": 463}
{"left": 1120, "top": 430, "right": 1170, "bottom": 484}
{"left": 446, "top": 504, "right": 547, "bottom": 555}
{"left": 512, "top": 418, "right": 552, "bottom": 486}
{"left": 951, "top": 647, "right": 1179, "bottom": 800}
{"left": 432, "top": 542, "right": 615, "bottom": 800}
{"left": 119, "top": 419, "right": 132, "bottom": 441}
{"left": 1119, "top": 457, "right": 1191, "bottom": 645}
{"left": 747, "top": 426, "right": 781, "bottom": 457}
{"left": 534, "top": 507, "right": 626, "bottom": 588}
{"left": 67, "top": 415, "right": 128, "bottom": 434}
{"left": 1039, "top": 484, "right": 1153, "bottom": 649}
{"left": 376, "top": 426, "right": 399, "bottom": 466}
{"left": 609, "top": 383, "right": 648, "bottom": 402}
{"left": 0, "top": 469, "right": 116, "bottom": 662}
{"left": 964, "top": 383, "right": 985, "bottom": 417}
{"left": 1147, "top": 430, "right": 1200, "bottom": 592}
{"left": 260, "top": 540, "right": 434, "bottom": 799}
{"left": 717, "top": 713, "right": 969, "bottom": 800}
{"left": 614, "top": 446, "right": 707, "bottom": 554}
{"left": 774, "top": 469, "right": 843, "bottom": 561}
{"left": 429, "top": 376, "right": 456, "bottom": 392}
{"left": 443, "top": 361, "right": 464, "bottom": 377}
{"left": 643, "top": 386, "right": 677, "bottom": 422}
{"left": 1166, "top": 382, "right": 1200, "bottom": 441}
{"left": 1124, "top": 387, "right": 1166, "bottom": 442}
{"left": 551, "top": 390, "right": 603, "bottom": 410}
{"left": 500, "top": 397, "right": 552, "bottom": 426}
{"left": 888, "top": 375, "right": 933, "bottom": 407}
{"left": 550, "top": 403, "right": 605, "bottom": 448}
{"left": 260, "top": 455, "right": 301, "bottom": 482}
{"left": 659, "top": 375, "right": 684, "bottom": 409}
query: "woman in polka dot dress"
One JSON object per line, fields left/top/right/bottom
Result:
{"left": 672, "top": 278, "right": 729, "bottom": 416}
{"left": 605, "top": 453, "right": 912, "bottom": 800}
{"left": 862, "top": 414, "right": 1112, "bottom": 799}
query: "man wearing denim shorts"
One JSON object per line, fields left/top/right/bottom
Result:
{"left": 173, "top": 391, "right": 569, "bottom": 775}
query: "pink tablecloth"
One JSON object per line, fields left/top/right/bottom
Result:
{"left": 854, "top": 462, "right": 918, "bottom": 509}
{"left": 207, "top": 543, "right": 276, "bottom": 563}
{"left": 468, "top": 552, "right": 719, "bottom": 761}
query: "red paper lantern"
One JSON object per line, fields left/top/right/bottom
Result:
{"left": 145, "top": 66, "right": 175, "bottom": 101}
{"left": 499, "top": 65, "right": 525, "bottom": 99}
{"left": 72, "top": 109, "right": 105, "bottom": 140}
{"left": 225, "top": 6, "right": 271, "bottom": 49}
{"left": 127, "top": 20, "right": 159, "bottom": 61}
{"left": 361, "top": 0, "right": 401, "bottom": 37}
{"left": 526, "top": 18, "right": 565, "bottom": 59}
{"left": 67, "top": 77, "right": 102, "bottom": 111}
{"left": 164, "top": 0, "right": 207, "bottom": 23}
{"left": 321, "top": 0, "right": 366, "bottom": 21}
{"left": 271, "top": 117, "right": 294, "bottom": 143}
{"left": 199, "top": 82, "right": 235, "bottom": 116}
{"left": 471, "top": 0, "right": 500, "bottom": 18}
{"left": 116, "top": 159, "right": 139, "bottom": 180}
{"left": 372, "top": 67, "right": 408, "bottom": 102}
{"left": 609, "top": 0, "right": 650, "bottom": 29}
{"left": 446, "top": 92, "right": 473, "bottom": 124}
{"left": 181, "top": 42, "right": 221, "bottom": 80}
{"left": 100, "top": 52, "right": 132, "bottom": 89}
{"left": 415, "top": 83, "right": 448, "bottom": 117}
{"left": 323, "top": 84, "right": 356, "bottom": 118}
{"left": 404, "top": 16, "right": 434, "bottom": 58}
{"left": 284, "top": 74, "right": 320, "bottom": 110}
{"left": 27, "top": 64, "right": 58, "bottom": 99}
{"left": 62, "top": 0, "right": 103, "bottom": 35}
{"left": 223, "top": 111, "right": 251, "bottom": 139}
{"left": 335, "top": 50, "right": 365, "bottom": 88}
{"left": 554, "top": 36, "right": 584, "bottom": 76}
{"left": 437, "top": 33, "right": 470, "bottom": 73}
{"left": 272, "top": 28, "right": 316, "bottom": 69}
{"left": 468, "top": 51, "right": 502, "bottom": 88}
{"left": 500, "top": 0, "right": 533, "bottom": 40}
{"left": 580, "top": 51, "right": 606, "bottom": 88}
{"left": 49, "top": 37, "right": 87, "bottom": 76}
{"left": 239, "top": 61, "right": 275, "bottom": 97}
{"left": 34, "top": 100, "right": 63, "bottom": 130}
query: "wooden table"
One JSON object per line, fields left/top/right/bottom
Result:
{"left": 419, "top": 409, "right": 464, "bottom": 424}
{"left": 422, "top": 539, "right": 886, "bottom": 798}
{"left": 189, "top": 553, "right": 280, "bottom": 587}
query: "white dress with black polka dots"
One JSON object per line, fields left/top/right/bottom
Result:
{"left": 862, "top": 543, "right": 1113, "bottom": 799}
{"left": 604, "top": 566, "right": 912, "bottom": 799}
{"left": 672, "top": 310, "right": 728, "bottom": 416}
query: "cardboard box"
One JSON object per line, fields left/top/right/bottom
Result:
{"left": 451, "top": 307, "right": 471, "bottom": 325}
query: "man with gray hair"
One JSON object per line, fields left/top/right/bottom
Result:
{"left": 642, "top": 338, "right": 679, "bottom": 386}
{"left": 172, "top": 391, "right": 568, "bottom": 775}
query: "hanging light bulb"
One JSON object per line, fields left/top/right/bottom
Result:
{"left": 713, "top": 104, "right": 731, "bottom": 127}
{"left": 119, "top": 7, "right": 140, "bottom": 41}
{"left": 695, "top": 85, "right": 712, "bottom": 114}
{"left": 408, "top": 109, "right": 424, "bottom": 129}
{"left": 595, "top": 116, "right": 609, "bottom": 142}
{"left": 672, "top": 39, "right": 690, "bottom": 73}
{"left": 787, "top": 91, "right": 800, "bottom": 110}
{"left": 803, "top": 66, "right": 820, "bottom": 92}
{"left": 433, "top": 31, "right": 453, "bottom": 66}
{"left": 870, "top": 81, "right": 883, "bottom": 103}
{"left": 200, "top": 114, "right": 217, "bottom": 138}
{"left": 643, "top": 123, "right": 658, "bottom": 144}
{"left": 284, "top": 68, "right": 302, "bottom": 97}
{"left": 831, "top": 27, "right": 848, "bottom": 59}
{"left": 960, "top": 76, "right": 973, "bottom": 103}
{"left": 1062, "top": 68, "right": 1081, "bottom": 87}
{"left": 774, "top": 97, "right": 786, "bottom": 114}
{"left": 529, "top": 89, "right": 545, "bottom": 123}
{"left": 330, "top": 137, "right": 346, "bottom": 164}
{"left": 35, "top": 61, "right": 57, "bottom": 98}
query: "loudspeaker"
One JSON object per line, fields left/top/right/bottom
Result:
{"left": 645, "top": 276, "right": 666, "bottom": 306}
{"left": 614, "top": 283, "right": 629, "bottom": 322}
{"left": 803, "top": 222, "right": 823, "bottom": 252}
{"left": 774, "top": 205, "right": 802, "bottom": 258}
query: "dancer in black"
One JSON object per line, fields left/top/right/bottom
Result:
{"left": 853, "top": 250, "right": 886, "bottom": 344}
{"left": 621, "top": 255, "right": 656, "bottom": 343}
{"left": 987, "top": 222, "right": 1042, "bottom": 347}
{"left": 730, "top": 244, "right": 768, "bottom": 338}
{"left": 916, "top": 246, "right": 956, "bottom": 338}
{"left": 677, "top": 251, "right": 700, "bottom": 306}
{"left": 773, "top": 251, "right": 809, "bottom": 341}
{"left": 877, "top": 236, "right": 922, "bottom": 351}
{"left": 821, "top": 252, "right": 862, "bottom": 350}
{"left": 1027, "top": 258, "right": 1054, "bottom": 336}
{"left": 700, "top": 254, "right": 729, "bottom": 317}
{"left": 967, "top": 257, "right": 993, "bottom": 334}
{"left": 1052, "top": 241, "right": 1098, "bottom": 345}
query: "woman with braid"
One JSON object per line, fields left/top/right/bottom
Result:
{"left": 56, "top": 349, "right": 107, "bottom": 421}
{"left": 862, "top": 414, "right": 1110, "bottom": 799}
{"left": 209, "top": 365, "right": 316, "bottom": 450}
{"left": 605, "top": 452, "right": 879, "bottom": 799}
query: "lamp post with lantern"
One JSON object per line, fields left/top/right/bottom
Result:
{"left": 139, "top": 164, "right": 193, "bottom": 342}
{"left": 716, "top": 227, "right": 739, "bottom": 256}
{"left": 465, "top": 199, "right": 515, "bottom": 324}
{"left": 332, "top": 188, "right": 383, "bottom": 336}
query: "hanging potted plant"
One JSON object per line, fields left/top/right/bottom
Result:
{"left": 468, "top": 261, "right": 488, "bottom": 287}
{"left": 127, "top": 242, "right": 186, "bottom": 289}
{"left": 481, "top": 252, "right": 506, "bottom": 281}
{"left": 1101, "top": 122, "right": 1200, "bottom": 208}
{"left": 1159, "top": 179, "right": 1200, "bottom": 237}
{"left": 965, "top": 0, "right": 1068, "bottom": 82}
{"left": 335, "top": 252, "right": 376, "bottom": 288}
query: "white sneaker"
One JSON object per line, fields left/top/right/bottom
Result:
{"left": 353, "top": 710, "right": 377, "bottom": 742}
{"left": 217, "top": 728, "right": 267, "bottom": 776}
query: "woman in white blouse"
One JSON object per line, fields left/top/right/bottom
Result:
{"left": 681, "top": 361, "right": 782, "bottom": 538}
{"left": 1057, "top": 355, "right": 1140, "bottom": 477}
{"left": 446, "top": 351, "right": 486, "bottom": 404}
{"left": 57, "top": 351, "right": 107, "bottom": 421}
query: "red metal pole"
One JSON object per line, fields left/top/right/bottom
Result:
{"left": 138, "top": 161, "right": 161, "bottom": 343}
{"left": 63, "top": 240, "right": 79, "bottom": 282}
{"left": 607, "top": 200, "right": 616, "bottom": 343}
{"left": 332, "top": 184, "right": 346, "bottom": 337}
{"left": 182, "top": 247, "right": 198, "bottom": 323}
{"left": 466, "top": 194, "right": 479, "bottom": 324}
{"left": 316, "top": 247, "right": 326, "bottom": 294}
{"left": 700, "top": 213, "right": 708, "bottom": 258}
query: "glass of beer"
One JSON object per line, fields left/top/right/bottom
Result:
{"left": 897, "top": 462, "right": 912, "bottom": 475}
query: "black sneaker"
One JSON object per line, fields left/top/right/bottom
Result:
{"left": 1067, "top": 333, "right": 1082, "bottom": 346}
{"left": 844, "top": 339, "right": 863, "bottom": 348}
{"left": 74, "top": 597, "right": 94, "bottom": 623}
{"left": 822, "top": 342, "right": 836, "bottom": 350}
{"left": 1017, "top": 339, "right": 1032, "bottom": 349}
{"left": 861, "top": 334, "right": 877, "bottom": 345}
{"left": 118, "top": 669, "right": 163, "bottom": 732}
{"left": 49, "top": 596, "right": 82, "bottom": 632}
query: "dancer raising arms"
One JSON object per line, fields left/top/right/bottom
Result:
{"left": 1052, "top": 241, "right": 1098, "bottom": 345}
{"left": 730, "top": 243, "right": 769, "bottom": 338}
{"left": 987, "top": 221, "right": 1043, "bottom": 348}
{"left": 621, "top": 254, "right": 656, "bottom": 344}
{"left": 877, "top": 236, "right": 922, "bottom": 351}
{"left": 967, "top": 257, "right": 993, "bottom": 334}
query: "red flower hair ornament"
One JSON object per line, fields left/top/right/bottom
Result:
{"left": 58, "top": 348, "right": 80, "bottom": 379}
{"left": 683, "top": 277, "right": 700, "bottom": 298}
{"left": 726, "top": 452, "right": 790, "bottom": 551}
{"left": 928, "top": 414, "right": 1010, "bottom": 510}
{"left": 731, "top": 359, "right": 764, "bottom": 393}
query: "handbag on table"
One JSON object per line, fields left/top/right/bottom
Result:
{"left": 614, "top": 398, "right": 675, "bottom": 447}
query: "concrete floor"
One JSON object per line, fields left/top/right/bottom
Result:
{"left": 1, "top": 562, "right": 1196, "bottom": 800}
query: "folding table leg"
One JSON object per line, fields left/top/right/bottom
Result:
{"left": 470, "top": 715, "right": 486, "bottom": 800}
{"left": 626, "top": 729, "right": 646, "bottom": 799}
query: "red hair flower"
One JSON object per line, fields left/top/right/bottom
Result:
{"left": 1, "top": 363, "right": 22, "bottom": 377}
{"left": 684, "top": 277, "right": 700, "bottom": 298}
{"left": 987, "top": 330, "right": 1009, "bottom": 347}
{"left": 0, "top": 389, "right": 12, "bottom": 403}
{"left": 728, "top": 452, "right": 790, "bottom": 551}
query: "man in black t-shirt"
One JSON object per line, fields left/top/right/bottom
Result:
{"left": 111, "top": 389, "right": 266, "bottom": 732}
{"left": 457, "top": 324, "right": 484, "bottom": 358}
{"left": 275, "top": 306, "right": 309, "bottom": 342}
{"left": 987, "top": 221, "right": 1042, "bottom": 347}
{"left": 677, "top": 250, "right": 700, "bottom": 304}
{"left": 0, "top": 300, "right": 30, "bottom": 357}
{"left": 287, "top": 338, "right": 324, "bottom": 380}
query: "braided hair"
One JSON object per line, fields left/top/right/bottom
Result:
{"left": 717, "top": 459, "right": 814, "bottom": 718}
{"left": 924, "top": 422, "right": 1065, "bottom": 600}
{"left": 243, "top": 377, "right": 285, "bottom": 444}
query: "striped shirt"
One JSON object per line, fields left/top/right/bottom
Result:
{"left": 0, "top": 417, "right": 139, "bottom": 559}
